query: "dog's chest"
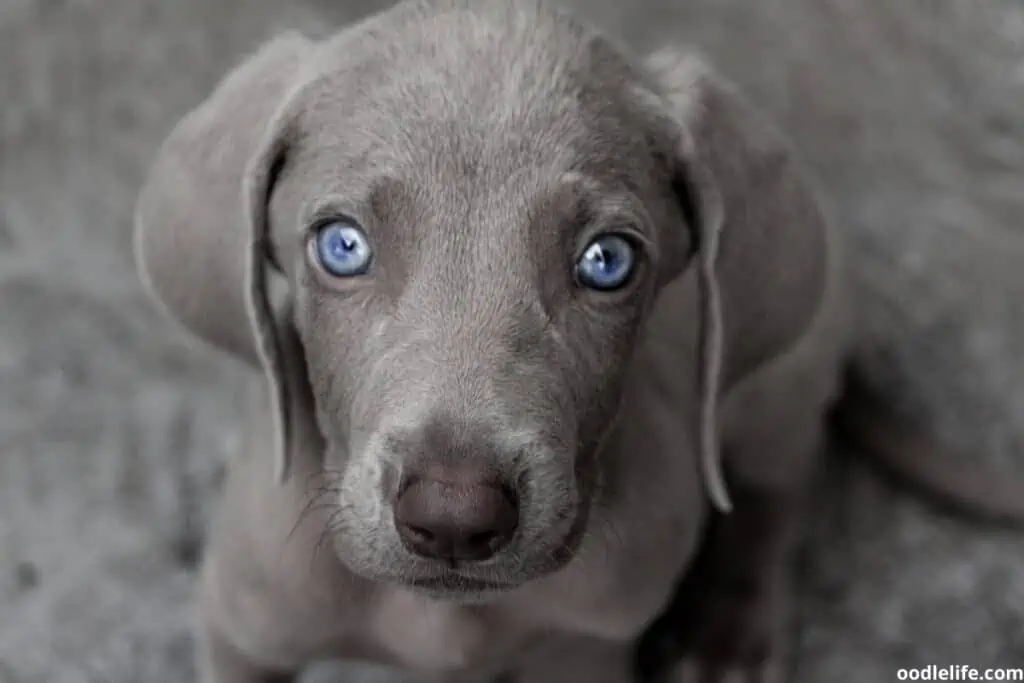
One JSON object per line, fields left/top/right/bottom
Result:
{"left": 512, "top": 495, "right": 704, "bottom": 641}
{"left": 367, "top": 589, "right": 532, "bottom": 674}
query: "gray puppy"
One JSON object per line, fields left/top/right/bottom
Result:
{"left": 133, "top": 1, "right": 1024, "bottom": 682}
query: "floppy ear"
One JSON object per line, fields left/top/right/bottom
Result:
{"left": 642, "top": 48, "right": 830, "bottom": 513}
{"left": 134, "top": 32, "right": 316, "bottom": 483}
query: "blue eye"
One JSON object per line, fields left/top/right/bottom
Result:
{"left": 575, "top": 234, "right": 636, "bottom": 291}
{"left": 313, "top": 220, "right": 372, "bottom": 277}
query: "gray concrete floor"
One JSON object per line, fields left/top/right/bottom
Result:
{"left": 1, "top": 1, "right": 1023, "bottom": 682}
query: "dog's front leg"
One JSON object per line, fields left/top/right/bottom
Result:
{"left": 635, "top": 372, "right": 830, "bottom": 683}
{"left": 635, "top": 481, "right": 806, "bottom": 683}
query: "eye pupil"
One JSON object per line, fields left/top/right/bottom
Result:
{"left": 333, "top": 236, "right": 355, "bottom": 254}
{"left": 592, "top": 246, "right": 616, "bottom": 270}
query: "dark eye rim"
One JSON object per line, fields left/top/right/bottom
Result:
{"left": 573, "top": 231, "right": 641, "bottom": 292}
{"left": 308, "top": 217, "right": 373, "bottom": 278}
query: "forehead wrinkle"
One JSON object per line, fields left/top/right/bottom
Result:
{"left": 306, "top": 18, "right": 600, "bottom": 163}
{"left": 295, "top": 8, "right": 642, "bottom": 199}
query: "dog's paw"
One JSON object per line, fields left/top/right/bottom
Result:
{"left": 635, "top": 572, "right": 792, "bottom": 683}
{"left": 661, "top": 656, "right": 788, "bottom": 683}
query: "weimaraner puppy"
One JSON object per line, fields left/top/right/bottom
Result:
{"left": 133, "top": 1, "right": 1024, "bottom": 682}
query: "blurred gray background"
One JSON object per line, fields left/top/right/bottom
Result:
{"left": 1, "top": 1, "right": 1023, "bottom": 681}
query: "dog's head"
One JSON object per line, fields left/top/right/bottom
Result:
{"left": 136, "top": 0, "right": 825, "bottom": 600}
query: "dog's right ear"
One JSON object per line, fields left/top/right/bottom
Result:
{"left": 134, "top": 32, "right": 312, "bottom": 366}
{"left": 134, "top": 32, "right": 316, "bottom": 482}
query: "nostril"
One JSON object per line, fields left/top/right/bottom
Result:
{"left": 501, "top": 484, "right": 519, "bottom": 508}
{"left": 467, "top": 530, "right": 499, "bottom": 549}
{"left": 405, "top": 525, "right": 436, "bottom": 543}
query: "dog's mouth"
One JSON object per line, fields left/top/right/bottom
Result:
{"left": 409, "top": 574, "right": 516, "bottom": 593}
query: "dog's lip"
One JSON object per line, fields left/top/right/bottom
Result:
{"left": 409, "top": 574, "right": 516, "bottom": 592}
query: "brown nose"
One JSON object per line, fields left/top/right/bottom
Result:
{"left": 394, "top": 475, "right": 519, "bottom": 562}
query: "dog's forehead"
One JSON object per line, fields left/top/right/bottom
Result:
{"left": 290, "top": 0, "right": 652, "bottom": 185}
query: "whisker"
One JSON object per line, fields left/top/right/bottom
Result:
{"left": 287, "top": 485, "right": 342, "bottom": 545}
{"left": 311, "top": 508, "right": 347, "bottom": 572}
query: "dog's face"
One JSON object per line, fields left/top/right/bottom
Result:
{"left": 138, "top": 0, "right": 823, "bottom": 604}
{"left": 259, "top": 5, "right": 693, "bottom": 598}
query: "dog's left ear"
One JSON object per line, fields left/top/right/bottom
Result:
{"left": 640, "top": 48, "right": 830, "bottom": 513}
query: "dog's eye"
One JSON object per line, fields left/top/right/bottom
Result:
{"left": 575, "top": 234, "right": 636, "bottom": 291}
{"left": 313, "top": 220, "right": 373, "bottom": 277}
